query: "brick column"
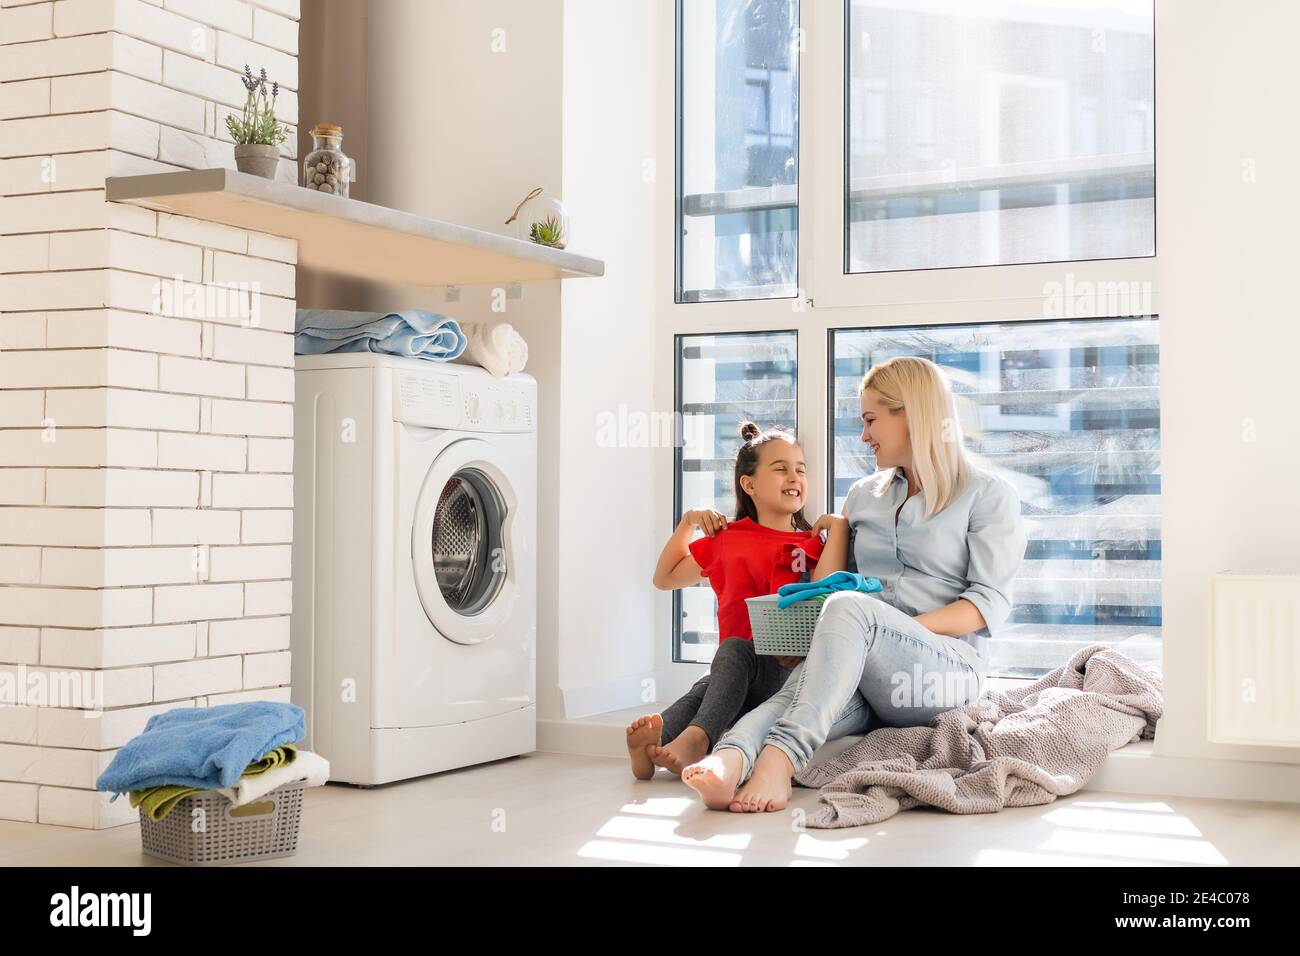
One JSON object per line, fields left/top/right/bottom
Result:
{"left": 0, "top": 0, "right": 300, "bottom": 828}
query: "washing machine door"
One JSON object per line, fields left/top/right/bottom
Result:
{"left": 411, "top": 438, "right": 520, "bottom": 645}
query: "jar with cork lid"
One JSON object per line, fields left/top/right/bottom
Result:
{"left": 302, "top": 124, "right": 352, "bottom": 197}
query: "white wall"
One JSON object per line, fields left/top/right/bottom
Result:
{"left": 362, "top": 0, "right": 663, "bottom": 722}
{"left": 1154, "top": 0, "right": 1300, "bottom": 766}
{"left": 556, "top": 0, "right": 658, "bottom": 716}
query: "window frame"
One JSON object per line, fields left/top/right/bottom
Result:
{"left": 671, "top": 328, "right": 802, "bottom": 663}
{"left": 674, "top": 0, "right": 803, "bottom": 305}
{"left": 655, "top": 0, "right": 1160, "bottom": 698}
{"left": 807, "top": 0, "right": 1158, "bottom": 309}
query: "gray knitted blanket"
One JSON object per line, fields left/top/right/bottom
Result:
{"left": 792, "top": 644, "right": 1163, "bottom": 829}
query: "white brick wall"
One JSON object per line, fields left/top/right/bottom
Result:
{"left": 0, "top": 0, "right": 299, "bottom": 828}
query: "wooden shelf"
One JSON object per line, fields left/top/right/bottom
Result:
{"left": 105, "top": 168, "right": 605, "bottom": 287}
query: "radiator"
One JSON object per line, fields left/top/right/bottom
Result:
{"left": 1208, "top": 572, "right": 1300, "bottom": 747}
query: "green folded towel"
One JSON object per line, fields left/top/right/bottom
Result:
{"left": 130, "top": 784, "right": 203, "bottom": 821}
{"left": 239, "top": 743, "right": 297, "bottom": 778}
{"left": 130, "top": 744, "right": 299, "bottom": 821}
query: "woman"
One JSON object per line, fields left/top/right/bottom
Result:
{"left": 683, "top": 356, "right": 1028, "bottom": 813}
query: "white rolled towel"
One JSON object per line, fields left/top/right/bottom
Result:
{"left": 217, "top": 749, "right": 331, "bottom": 808}
{"left": 452, "top": 321, "right": 528, "bottom": 378}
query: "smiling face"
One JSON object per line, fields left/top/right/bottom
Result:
{"left": 738, "top": 437, "right": 807, "bottom": 523}
{"left": 860, "top": 387, "right": 912, "bottom": 471}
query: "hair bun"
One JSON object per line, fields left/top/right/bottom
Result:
{"left": 738, "top": 420, "right": 761, "bottom": 442}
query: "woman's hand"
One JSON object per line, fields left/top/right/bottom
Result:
{"left": 775, "top": 655, "right": 804, "bottom": 669}
{"left": 681, "top": 508, "right": 729, "bottom": 537}
{"left": 811, "top": 514, "right": 848, "bottom": 536}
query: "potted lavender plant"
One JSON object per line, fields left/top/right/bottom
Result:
{"left": 227, "top": 65, "right": 290, "bottom": 179}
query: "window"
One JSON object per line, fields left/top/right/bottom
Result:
{"left": 829, "top": 316, "right": 1161, "bottom": 678}
{"left": 844, "top": 0, "right": 1155, "bottom": 273}
{"left": 674, "top": 331, "right": 798, "bottom": 662}
{"left": 665, "top": 4, "right": 1160, "bottom": 683}
{"left": 677, "top": 0, "right": 800, "bottom": 302}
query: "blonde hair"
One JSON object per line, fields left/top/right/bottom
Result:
{"left": 861, "top": 356, "right": 973, "bottom": 520}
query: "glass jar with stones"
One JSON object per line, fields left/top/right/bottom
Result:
{"left": 303, "top": 124, "right": 351, "bottom": 197}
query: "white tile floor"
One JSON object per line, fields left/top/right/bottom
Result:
{"left": 3, "top": 752, "right": 1298, "bottom": 866}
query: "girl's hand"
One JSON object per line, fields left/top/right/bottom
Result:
{"left": 682, "top": 508, "right": 729, "bottom": 537}
{"left": 811, "top": 514, "right": 848, "bottom": 535}
{"left": 775, "top": 655, "right": 804, "bottom": 669}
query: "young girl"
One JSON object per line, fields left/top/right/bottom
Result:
{"left": 627, "top": 421, "right": 828, "bottom": 779}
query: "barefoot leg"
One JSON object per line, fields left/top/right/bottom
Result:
{"left": 649, "top": 724, "right": 711, "bottom": 776}
{"left": 682, "top": 749, "right": 745, "bottom": 811}
{"left": 730, "top": 745, "right": 794, "bottom": 813}
{"left": 625, "top": 714, "right": 664, "bottom": 780}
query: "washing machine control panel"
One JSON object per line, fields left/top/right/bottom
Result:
{"left": 394, "top": 369, "right": 535, "bottom": 433}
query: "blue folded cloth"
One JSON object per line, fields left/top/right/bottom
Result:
{"left": 295, "top": 308, "right": 467, "bottom": 361}
{"left": 96, "top": 701, "right": 306, "bottom": 796}
{"left": 776, "top": 571, "right": 883, "bottom": 609}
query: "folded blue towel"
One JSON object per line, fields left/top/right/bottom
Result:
{"left": 295, "top": 308, "right": 467, "bottom": 361}
{"left": 96, "top": 701, "right": 306, "bottom": 795}
{"left": 776, "top": 571, "right": 883, "bottom": 609}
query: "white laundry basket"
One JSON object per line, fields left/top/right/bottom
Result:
{"left": 745, "top": 594, "right": 826, "bottom": 656}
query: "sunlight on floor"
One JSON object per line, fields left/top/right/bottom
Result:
{"left": 535, "top": 775, "right": 1248, "bottom": 868}
{"left": 1044, "top": 806, "right": 1202, "bottom": 837}
{"left": 1036, "top": 828, "right": 1226, "bottom": 865}
{"left": 617, "top": 798, "right": 694, "bottom": 817}
{"left": 976, "top": 799, "right": 1228, "bottom": 866}
{"left": 596, "top": 816, "right": 751, "bottom": 849}
{"left": 793, "top": 832, "right": 870, "bottom": 860}
{"left": 577, "top": 840, "right": 743, "bottom": 865}
{"left": 576, "top": 794, "right": 872, "bottom": 866}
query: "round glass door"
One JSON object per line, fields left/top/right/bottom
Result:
{"left": 411, "top": 438, "right": 520, "bottom": 644}
{"left": 429, "top": 468, "right": 507, "bottom": 616}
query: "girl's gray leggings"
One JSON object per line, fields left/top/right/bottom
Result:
{"left": 660, "top": 637, "right": 795, "bottom": 747}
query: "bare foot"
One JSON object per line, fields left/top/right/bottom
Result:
{"left": 682, "top": 749, "right": 744, "bottom": 810}
{"left": 729, "top": 745, "right": 793, "bottom": 813}
{"left": 626, "top": 714, "right": 663, "bottom": 780}
{"left": 648, "top": 725, "right": 710, "bottom": 776}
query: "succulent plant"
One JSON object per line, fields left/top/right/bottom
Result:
{"left": 528, "top": 214, "right": 566, "bottom": 249}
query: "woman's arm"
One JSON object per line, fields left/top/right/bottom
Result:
{"left": 917, "top": 476, "right": 1027, "bottom": 638}
{"left": 952, "top": 476, "right": 1027, "bottom": 634}
{"left": 913, "top": 599, "right": 987, "bottom": 637}
{"left": 652, "top": 509, "right": 722, "bottom": 590}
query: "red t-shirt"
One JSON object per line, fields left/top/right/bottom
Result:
{"left": 688, "top": 518, "right": 825, "bottom": 640}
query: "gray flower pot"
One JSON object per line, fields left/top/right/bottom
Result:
{"left": 234, "top": 143, "right": 280, "bottom": 179}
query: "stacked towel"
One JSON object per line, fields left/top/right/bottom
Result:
{"left": 776, "top": 571, "right": 883, "bottom": 609}
{"left": 97, "top": 701, "right": 306, "bottom": 794}
{"left": 218, "top": 749, "right": 331, "bottom": 808}
{"left": 451, "top": 320, "right": 529, "bottom": 377}
{"left": 130, "top": 784, "right": 207, "bottom": 822}
{"left": 129, "top": 744, "right": 301, "bottom": 821}
{"left": 129, "top": 746, "right": 332, "bottom": 820}
{"left": 295, "top": 308, "right": 467, "bottom": 361}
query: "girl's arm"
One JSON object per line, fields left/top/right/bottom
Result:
{"left": 652, "top": 509, "right": 725, "bottom": 590}
{"left": 808, "top": 514, "right": 850, "bottom": 581}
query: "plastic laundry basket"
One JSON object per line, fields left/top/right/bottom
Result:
{"left": 746, "top": 593, "right": 825, "bottom": 656}
{"left": 138, "top": 781, "right": 306, "bottom": 867}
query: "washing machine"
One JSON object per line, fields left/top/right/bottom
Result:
{"left": 291, "top": 353, "right": 536, "bottom": 785}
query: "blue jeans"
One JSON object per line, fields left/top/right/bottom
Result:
{"left": 713, "top": 591, "right": 988, "bottom": 782}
